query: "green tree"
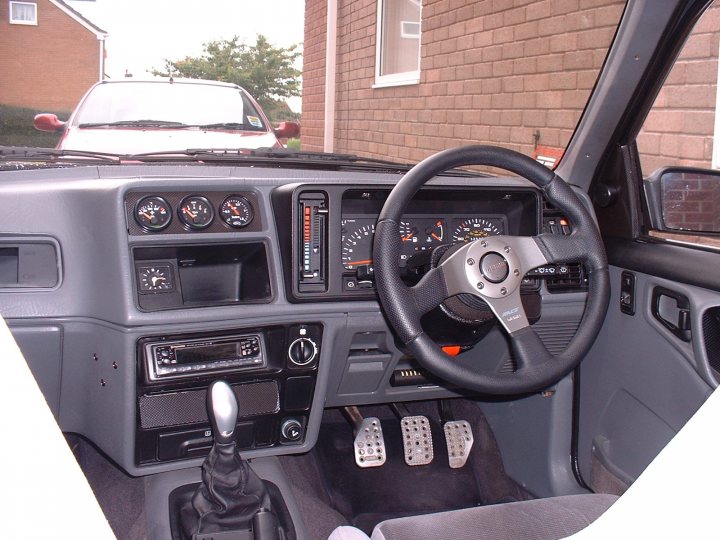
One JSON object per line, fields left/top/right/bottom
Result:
{"left": 151, "top": 35, "right": 301, "bottom": 122}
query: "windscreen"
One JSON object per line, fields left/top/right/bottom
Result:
{"left": 74, "top": 82, "right": 267, "bottom": 131}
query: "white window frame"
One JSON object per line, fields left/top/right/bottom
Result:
{"left": 9, "top": 1, "right": 37, "bottom": 25}
{"left": 373, "top": 0, "right": 422, "bottom": 89}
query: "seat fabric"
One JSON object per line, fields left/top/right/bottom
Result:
{"left": 357, "top": 494, "right": 618, "bottom": 540}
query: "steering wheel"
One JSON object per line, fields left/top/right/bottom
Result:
{"left": 373, "top": 146, "right": 610, "bottom": 395}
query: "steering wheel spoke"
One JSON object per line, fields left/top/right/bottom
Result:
{"left": 533, "top": 233, "right": 587, "bottom": 266}
{"left": 508, "top": 327, "right": 553, "bottom": 371}
{"left": 481, "top": 288, "right": 530, "bottom": 335}
{"left": 409, "top": 266, "right": 452, "bottom": 315}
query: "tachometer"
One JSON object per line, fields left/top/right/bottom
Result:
{"left": 452, "top": 218, "right": 502, "bottom": 243}
{"left": 341, "top": 221, "right": 375, "bottom": 270}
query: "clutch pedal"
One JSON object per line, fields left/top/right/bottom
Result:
{"left": 401, "top": 415, "right": 434, "bottom": 466}
{"left": 354, "top": 417, "right": 386, "bottom": 468}
{"left": 444, "top": 420, "right": 473, "bottom": 468}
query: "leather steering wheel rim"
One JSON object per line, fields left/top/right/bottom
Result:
{"left": 373, "top": 145, "right": 610, "bottom": 395}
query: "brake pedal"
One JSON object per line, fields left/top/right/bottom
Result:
{"left": 401, "top": 415, "right": 434, "bottom": 466}
{"left": 444, "top": 420, "right": 473, "bottom": 469}
{"left": 354, "top": 417, "right": 386, "bottom": 468}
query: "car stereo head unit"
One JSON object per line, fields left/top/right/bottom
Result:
{"left": 143, "top": 333, "right": 266, "bottom": 381}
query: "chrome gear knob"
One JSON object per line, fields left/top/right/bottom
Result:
{"left": 207, "top": 380, "right": 238, "bottom": 445}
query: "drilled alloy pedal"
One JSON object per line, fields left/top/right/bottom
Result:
{"left": 354, "top": 417, "right": 386, "bottom": 468}
{"left": 401, "top": 415, "right": 434, "bottom": 466}
{"left": 444, "top": 420, "right": 473, "bottom": 468}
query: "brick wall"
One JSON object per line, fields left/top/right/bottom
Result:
{"left": 301, "top": 0, "right": 328, "bottom": 151}
{"left": 303, "top": 0, "right": 626, "bottom": 164}
{"left": 637, "top": 5, "right": 720, "bottom": 175}
{"left": 0, "top": 0, "right": 101, "bottom": 113}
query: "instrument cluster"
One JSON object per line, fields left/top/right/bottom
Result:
{"left": 340, "top": 214, "right": 507, "bottom": 271}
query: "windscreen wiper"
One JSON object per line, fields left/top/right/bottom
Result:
{"left": 185, "top": 122, "right": 254, "bottom": 130}
{"left": 125, "top": 147, "right": 416, "bottom": 172}
{"left": 0, "top": 146, "right": 121, "bottom": 163}
{"left": 78, "top": 120, "right": 187, "bottom": 128}
{"left": 124, "top": 148, "right": 493, "bottom": 176}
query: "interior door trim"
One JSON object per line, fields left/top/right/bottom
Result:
{"left": 606, "top": 237, "right": 720, "bottom": 291}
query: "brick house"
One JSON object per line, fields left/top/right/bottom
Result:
{"left": 302, "top": 0, "right": 719, "bottom": 175}
{"left": 0, "top": 0, "right": 107, "bottom": 113}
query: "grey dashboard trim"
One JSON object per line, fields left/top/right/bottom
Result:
{"left": 0, "top": 163, "right": 591, "bottom": 477}
{"left": 0, "top": 234, "right": 63, "bottom": 292}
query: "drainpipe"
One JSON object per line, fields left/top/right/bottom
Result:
{"left": 713, "top": 39, "right": 720, "bottom": 169}
{"left": 323, "top": 0, "right": 338, "bottom": 153}
{"left": 98, "top": 37, "right": 106, "bottom": 81}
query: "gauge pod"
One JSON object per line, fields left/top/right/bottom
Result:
{"left": 178, "top": 195, "right": 214, "bottom": 230}
{"left": 220, "top": 195, "right": 254, "bottom": 228}
{"left": 135, "top": 196, "right": 172, "bottom": 232}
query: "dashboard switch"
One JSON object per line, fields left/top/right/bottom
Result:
{"left": 620, "top": 271, "right": 636, "bottom": 315}
{"left": 288, "top": 337, "right": 318, "bottom": 366}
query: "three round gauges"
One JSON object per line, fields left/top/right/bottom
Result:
{"left": 134, "top": 195, "right": 254, "bottom": 232}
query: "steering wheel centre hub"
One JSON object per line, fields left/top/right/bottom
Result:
{"left": 479, "top": 252, "right": 509, "bottom": 283}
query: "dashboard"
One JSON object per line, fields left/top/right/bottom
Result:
{"left": 0, "top": 164, "right": 588, "bottom": 477}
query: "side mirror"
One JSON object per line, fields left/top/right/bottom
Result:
{"left": 33, "top": 114, "right": 66, "bottom": 133}
{"left": 645, "top": 167, "right": 720, "bottom": 233}
{"left": 274, "top": 121, "right": 300, "bottom": 139}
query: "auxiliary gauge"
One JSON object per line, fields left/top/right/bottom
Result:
{"left": 135, "top": 196, "right": 172, "bottom": 232}
{"left": 220, "top": 196, "right": 254, "bottom": 228}
{"left": 178, "top": 195, "right": 214, "bottom": 230}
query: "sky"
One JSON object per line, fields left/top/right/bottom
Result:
{"left": 67, "top": 0, "right": 306, "bottom": 111}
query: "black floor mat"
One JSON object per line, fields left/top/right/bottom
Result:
{"left": 315, "top": 416, "right": 482, "bottom": 534}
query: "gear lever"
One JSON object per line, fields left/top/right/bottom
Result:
{"left": 207, "top": 380, "right": 239, "bottom": 445}
{"left": 180, "top": 380, "right": 280, "bottom": 540}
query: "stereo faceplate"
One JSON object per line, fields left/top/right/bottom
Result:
{"left": 144, "top": 333, "right": 266, "bottom": 382}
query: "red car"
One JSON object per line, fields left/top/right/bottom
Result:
{"left": 33, "top": 78, "right": 299, "bottom": 154}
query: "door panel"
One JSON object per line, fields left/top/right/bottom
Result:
{"left": 578, "top": 264, "right": 715, "bottom": 493}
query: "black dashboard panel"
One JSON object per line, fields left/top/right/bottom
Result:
{"left": 272, "top": 184, "right": 541, "bottom": 302}
{"left": 125, "top": 190, "right": 262, "bottom": 235}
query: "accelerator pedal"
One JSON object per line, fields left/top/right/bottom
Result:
{"left": 354, "top": 417, "right": 386, "bottom": 468}
{"left": 401, "top": 415, "right": 434, "bottom": 466}
{"left": 444, "top": 420, "right": 474, "bottom": 469}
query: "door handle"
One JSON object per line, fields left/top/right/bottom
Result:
{"left": 651, "top": 287, "right": 691, "bottom": 342}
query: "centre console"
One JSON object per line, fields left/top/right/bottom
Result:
{"left": 135, "top": 323, "right": 322, "bottom": 465}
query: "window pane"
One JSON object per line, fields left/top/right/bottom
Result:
{"left": 75, "top": 83, "right": 266, "bottom": 131}
{"left": 11, "top": 2, "right": 36, "bottom": 23}
{"left": 380, "top": 0, "right": 421, "bottom": 76}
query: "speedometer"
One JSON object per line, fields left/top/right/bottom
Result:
{"left": 452, "top": 218, "right": 502, "bottom": 243}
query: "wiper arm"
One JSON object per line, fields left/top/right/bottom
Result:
{"left": 246, "top": 147, "right": 411, "bottom": 166}
{"left": 187, "top": 122, "right": 253, "bottom": 130}
{"left": 128, "top": 147, "right": 415, "bottom": 170}
{"left": 78, "top": 120, "right": 187, "bottom": 128}
{"left": 0, "top": 146, "right": 121, "bottom": 163}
